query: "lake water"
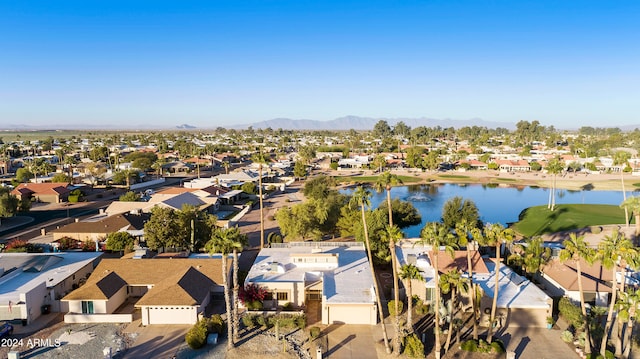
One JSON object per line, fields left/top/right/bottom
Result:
{"left": 342, "top": 183, "right": 628, "bottom": 238}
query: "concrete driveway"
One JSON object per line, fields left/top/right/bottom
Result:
{"left": 496, "top": 325, "right": 579, "bottom": 359}
{"left": 123, "top": 324, "right": 191, "bottom": 359}
{"left": 323, "top": 324, "right": 378, "bottom": 359}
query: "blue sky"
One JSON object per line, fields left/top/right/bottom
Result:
{"left": 1, "top": 1, "right": 639, "bottom": 129}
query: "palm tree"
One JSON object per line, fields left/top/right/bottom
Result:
{"left": 456, "top": 220, "right": 481, "bottom": 340}
{"left": 519, "top": 236, "right": 552, "bottom": 277}
{"left": 614, "top": 151, "right": 631, "bottom": 227}
{"left": 399, "top": 263, "right": 424, "bottom": 333}
{"left": 349, "top": 186, "right": 392, "bottom": 353}
{"left": 620, "top": 196, "right": 640, "bottom": 237}
{"left": 205, "top": 227, "right": 244, "bottom": 349}
{"left": 559, "top": 233, "right": 596, "bottom": 355}
{"left": 229, "top": 228, "right": 249, "bottom": 342}
{"left": 382, "top": 224, "right": 404, "bottom": 353}
{"left": 546, "top": 158, "right": 564, "bottom": 211}
{"left": 222, "top": 161, "right": 231, "bottom": 174}
{"left": 419, "top": 221, "right": 458, "bottom": 359}
{"left": 374, "top": 171, "right": 403, "bottom": 353}
{"left": 252, "top": 151, "right": 268, "bottom": 249}
{"left": 477, "top": 223, "right": 514, "bottom": 343}
{"left": 597, "top": 230, "right": 634, "bottom": 357}
{"left": 440, "top": 269, "right": 469, "bottom": 353}
{"left": 618, "top": 289, "right": 640, "bottom": 359}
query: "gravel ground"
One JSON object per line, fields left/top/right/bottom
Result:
{"left": 3, "top": 323, "right": 136, "bottom": 359}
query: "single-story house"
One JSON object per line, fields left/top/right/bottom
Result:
{"left": 11, "top": 182, "right": 70, "bottom": 203}
{"left": 61, "top": 257, "right": 228, "bottom": 325}
{"left": 50, "top": 212, "right": 149, "bottom": 244}
{"left": 246, "top": 242, "right": 377, "bottom": 325}
{"left": 537, "top": 258, "right": 614, "bottom": 307}
{"left": 0, "top": 252, "right": 102, "bottom": 325}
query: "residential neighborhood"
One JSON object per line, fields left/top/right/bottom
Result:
{"left": 0, "top": 123, "right": 639, "bottom": 359}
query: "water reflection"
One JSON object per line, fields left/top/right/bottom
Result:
{"left": 341, "top": 183, "right": 625, "bottom": 238}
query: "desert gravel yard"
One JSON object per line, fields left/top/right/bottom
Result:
{"left": 1, "top": 322, "right": 136, "bottom": 359}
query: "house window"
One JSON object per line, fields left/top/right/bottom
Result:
{"left": 81, "top": 301, "right": 94, "bottom": 314}
{"left": 264, "top": 292, "right": 273, "bottom": 301}
{"left": 276, "top": 292, "right": 289, "bottom": 301}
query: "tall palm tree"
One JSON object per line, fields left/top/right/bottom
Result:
{"left": 546, "top": 158, "right": 564, "bottom": 211}
{"left": 374, "top": 171, "right": 403, "bottom": 353}
{"left": 440, "top": 269, "right": 469, "bottom": 353}
{"left": 614, "top": 151, "right": 631, "bottom": 227}
{"left": 229, "top": 228, "right": 249, "bottom": 342}
{"left": 399, "top": 263, "right": 424, "bottom": 333}
{"left": 477, "top": 223, "right": 514, "bottom": 344}
{"left": 349, "top": 186, "right": 391, "bottom": 353}
{"left": 205, "top": 227, "right": 244, "bottom": 349}
{"left": 455, "top": 220, "right": 480, "bottom": 340}
{"left": 383, "top": 224, "right": 404, "bottom": 353}
{"left": 620, "top": 195, "right": 640, "bottom": 237}
{"left": 559, "top": 233, "right": 596, "bottom": 355}
{"left": 252, "top": 151, "right": 268, "bottom": 249}
{"left": 597, "top": 230, "right": 635, "bottom": 357}
{"left": 618, "top": 289, "right": 640, "bottom": 359}
{"left": 419, "top": 221, "right": 457, "bottom": 359}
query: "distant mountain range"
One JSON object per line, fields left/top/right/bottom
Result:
{"left": 235, "top": 116, "right": 517, "bottom": 131}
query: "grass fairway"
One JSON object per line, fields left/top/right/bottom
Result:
{"left": 512, "top": 204, "right": 626, "bottom": 237}
{"left": 336, "top": 175, "right": 423, "bottom": 184}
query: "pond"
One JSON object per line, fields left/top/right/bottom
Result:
{"left": 342, "top": 183, "right": 628, "bottom": 238}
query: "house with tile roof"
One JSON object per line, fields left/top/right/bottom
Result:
{"left": 11, "top": 182, "right": 70, "bottom": 203}
{"left": 246, "top": 242, "right": 377, "bottom": 325}
{"left": 62, "top": 257, "right": 228, "bottom": 325}
{"left": 537, "top": 258, "right": 614, "bottom": 307}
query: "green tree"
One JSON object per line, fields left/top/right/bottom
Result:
{"left": 419, "top": 222, "right": 458, "bottom": 359}
{"left": 512, "top": 236, "right": 552, "bottom": 276}
{"left": 105, "top": 231, "right": 135, "bottom": 254}
{"left": 204, "top": 227, "right": 245, "bottom": 349}
{"left": 240, "top": 181, "right": 257, "bottom": 194}
{"left": 620, "top": 195, "right": 640, "bottom": 236}
{"left": 293, "top": 161, "right": 307, "bottom": 179}
{"left": 143, "top": 206, "right": 183, "bottom": 251}
{"left": 373, "top": 120, "right": 392, "bottom": 139}
{"left": 376, "top": 198, "right": 421, "bottom": 228}
{"left": 559, "top": 233, "right": 596, "bottom": 355}
{"left": 441, "top": 197, "right": 479, "bottom": 229}
{"left": 349, "top": 186, "right": 391, "bottom": 353}
{"left": 303, "top": 175, "right": 337, "bottom": 200}
{"left": 405, "top": 147, "right": 426, "bottom": 169}
{"left": 119, "top": 191, "right": 140, "bottom": 202}
{"left": 178, "top": 204, "right": 217, "bottom": 252}
{"left": 51, "top": 172, "right": 70, "bottom": 183}
{"left": 0, "top": 190, "right": 19, "bottom": 218}
{"left": 455, "top": 219, "right": 482, "bottom": 340}
{"left": 15, "top": 167, "right": 34, "bottom": 183}
{"left": 475, "top": 223, "right": 514, "bottom": 343}
{"left": 399, "top": 264, "right": 424, "bottom": 333}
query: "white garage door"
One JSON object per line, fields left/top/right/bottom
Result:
{"left": 327, "top": 304, "right": 375, "bottom": 325}
{"left": 148, "top": 307, "right": 197, "bottom": 325}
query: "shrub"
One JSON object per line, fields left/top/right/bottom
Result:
{"left": 282, "top": 302, "right": 294, "bottom": 311}
{"left": 388, "top": 300, "right": 404, "bottom": 317}
{"left": 561, "top": 330, "right": 574, "bottom": 343}
{"left": 246, "top": 300, "right": 263, "bottom": 311}
{"left": 295, "top": 315, "right": 307, "bottom": 329}
{"left": 403, "top": 334, "right": 424, "bottom": 358}
{"left": 460, "top": 339, "right": 478, "bottom": 352}
{"left": 559, "top": 297, "right": 584, "bottom": 328}
{"left": 256, "top": 315, "right": 267, "bottom": 328}
{"left": 490, "top": 341, "right": 505, "bottom": 353}
{"left": 309, "top": 326, "right": 321, "bottom": 340}
{"left": 240, "top": 283, "right": 268, "bottom": 305}
{"left": 242, "top": 314, "right": 256, "bottom": 328}
{"left": 207, "top": 314, "right": 225, "bottom": 335}
{"left": 185, "top": 321, "right": 208, "bottom": 349}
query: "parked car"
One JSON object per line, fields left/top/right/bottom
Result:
{"left": 0, "top": 322, "right": 14, "bottom": 338}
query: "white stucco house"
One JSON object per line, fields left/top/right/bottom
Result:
{"left": 245, "top": 242, "right": 378, "bottom": 325}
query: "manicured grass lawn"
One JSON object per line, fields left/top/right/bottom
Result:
{"left": 512, "top": 204, "right": 627, "bottom": 237}
{"left": 337, "top": 175, "right": 423, "bottom": 184}
{"left": 494, "top": 178, "right": 517, "bottom": 182}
